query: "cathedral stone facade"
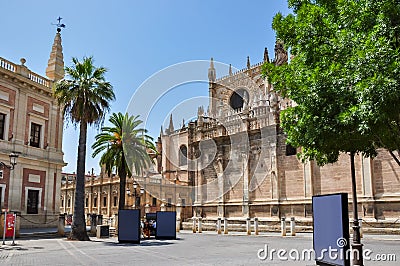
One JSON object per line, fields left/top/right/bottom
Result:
{"left": 158, "top": 42, "right": 400, "bottom": 223}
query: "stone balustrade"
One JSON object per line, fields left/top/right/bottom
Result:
{"left": 0, "top": 57, "right": 52, "bottom": 89}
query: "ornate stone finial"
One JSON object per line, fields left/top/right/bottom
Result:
{"left": 263, "top": 47, "right": 270, "bottom": 62}
{"left": 182, "top": 118, "right": 185, "bottom": 128}
{"left": 274, "top": 40, "right": 288, "bottom": 66}
{"left": 20, "top": 58, "right": 26, "bottom": 66}
{"left": 247, "top": 56, "right": 251, "bottom": 69}
{"left": 197, "top": 106, "right": 204, "bottom": 117}
{"left": 208, "top": 57, "right": 216, "bottom": 82}
{"left": 229, "top": 64, "right": 232, "bottom": 76}
{"left": 46, "top": 23, "right": 65, "bottom": 81}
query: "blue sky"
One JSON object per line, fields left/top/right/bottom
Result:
{"left": 1, "top": 0, "right": 290, "bottom": 174}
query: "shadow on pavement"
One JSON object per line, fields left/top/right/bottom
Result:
{"left": 100, "top": 238, "right": 178, "bottom": 247}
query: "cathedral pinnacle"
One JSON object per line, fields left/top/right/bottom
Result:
{"left": 247, "top": 56, "right": 251, "bottom": 69}
{"left": 208, "top": 57, "right": 216, "bottom": 82}
{"left": 166, "top": 114, "right": 174, "bottom": 134}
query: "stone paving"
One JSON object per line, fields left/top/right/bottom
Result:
{"left": 0, "top": 231, "right": 398, "bottom": 265}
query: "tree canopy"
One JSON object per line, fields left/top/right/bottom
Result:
{"left": 92, "top": 112, "right": 155, "bottom": 210}
{"left": 263, "top": 0, "right": 400, "bottom": 165}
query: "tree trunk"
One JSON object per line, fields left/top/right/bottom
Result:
{"left": 388, "top": 149, "right": 400, "bottom": 166}
{"left": 350, "top": 152, "right": 363, "bottom": 265}
{"left": 118, "top": 153, "right": 127, "bottom": 211}
{"left": 69, "top": 121, "right": 90, "bottom": 241}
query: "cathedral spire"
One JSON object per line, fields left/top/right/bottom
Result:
{"left": 247, "top": 56, "right": 251, "bottom": 69}
{"left": 208, "top": 57, "right": 216, "bottom": 82}
{"left": 229, "top": 64, "right": 232, "bottom": 76}
{"left": 46, "top": 27, "right": 65, "bottom": 81}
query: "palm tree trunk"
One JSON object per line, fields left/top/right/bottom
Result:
{"left": 118, "top": 153, "right": 127, "bottom": 210}
{"left": 70, "top": 121, "right": 90, "bottom": 241}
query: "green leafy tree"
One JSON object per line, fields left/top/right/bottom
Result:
{"left": 92, "top": 112, "right": 155, "bottom": 211}
{"left": 54, "top": 56, "right": 115, "bottom": 241}
{"left": 263, "top": 1, "right": 400, "bottom": 264}
{"left": 264, "top": 0, "right": 400, "bottom": 165}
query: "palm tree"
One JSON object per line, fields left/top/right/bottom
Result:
{"left": 92, "top": 112, "right": 155, "bottom": 211}
{"left": 54, "top": 56, "right": 115, "bottom": 241}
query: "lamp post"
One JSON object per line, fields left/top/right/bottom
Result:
{"left": 126, "top": 181, "right": 144, "bottom": 210}
{"left": 0, "top": 152, "right": 19, "bottom": 170}
{"left": 0, "top": 153, "right": 19, "bottom": 210}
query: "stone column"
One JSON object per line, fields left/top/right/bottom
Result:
{"left": 215, "top": 153, "right": 225, "bottom": 218}
{"left": 97, "top": 193, "right": 100, "bottom": 214}
{"left": 361, "top": 157, "right": 375, "bottom": 218}
{"left": 242, "top": 153, "right": 249, "bottom": 217}
{"left": 107, "top": 189, "right": 111, "bottom": 218}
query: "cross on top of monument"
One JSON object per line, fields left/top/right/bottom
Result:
{"left": 53, "top": 16, "right": 66, "bottom": 32}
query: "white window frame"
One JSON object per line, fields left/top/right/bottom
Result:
{"left": 0, "top": 184, "right": 6, "bottom": 206}
{"left": 25, "top": 187, "right": 42, "bottom": 213}
{"left": 0, "top": 106, "right": 10, "bottom": 141}
{"left": 28, "top": 115, "right": 45, "bottom": 149}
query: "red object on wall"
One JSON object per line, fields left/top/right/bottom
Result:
{"left": 5, "top": 213, "right": 15, "bottom": 238}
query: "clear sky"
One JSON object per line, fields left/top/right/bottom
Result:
{"left": 1, "top": 0, "right": 291, "bottom": 175}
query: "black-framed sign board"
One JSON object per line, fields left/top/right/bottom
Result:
{"left": 156, "top": 211, "right": 176, "bottom": 240}
{"left": 118, "top": 209, "right": 141, "bottom": 244}
{"left": 312, "top": 193, "right": 350, "bottom": 266}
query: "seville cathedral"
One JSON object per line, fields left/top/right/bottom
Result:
{"left": 156, "top": 41, "right": 400, "bottom": 225}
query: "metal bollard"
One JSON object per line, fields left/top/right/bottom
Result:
{"left": 224, "top": 218, "right": 228, "bottom": 234}
{"left": 359, "top": 218, "right": 363, "bottom": 238}
{"left": 192, "top": 217, "right": 197, "bottom": 233}
{"left": 254, "top": 218, "right": 259, "bottom": 235}
{"left": 90, "top": 214, "right": 98, "bottom": 235}
{"left": 217, "top": 218, "right": 222, "bottom": 234}
{"left": 176, "top": 218, "right": 181, "bottom": 232}
{"left": 97, "top": 215, "right": 103, "bottom": 226}
{"left": 198, "top": 217, "right": 202, "bottom": 233}
{"left": 58, "top": 213, "right": 65, "bottom": 236}
{"left": 281, "top": 217, "right": 286, "bottom": 236}
{"left": 290, "top": 217, "right": 296, "bottom": 236}
{"left": 246, "top": 217, "right": 251, "bottom": 235}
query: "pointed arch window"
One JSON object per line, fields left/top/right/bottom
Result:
{"left": 179, "top": 145, "right": 188, "bottom": 166}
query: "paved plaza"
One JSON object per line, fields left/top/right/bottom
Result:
{"left": 0, "top": 231, "right": 398, "bottom": 265}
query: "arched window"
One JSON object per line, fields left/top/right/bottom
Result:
{"left": 179, "top": 145, "right": 188, "bottom": 166}
{"left": 229, "top": 88, "right": 249, "bottom": 110}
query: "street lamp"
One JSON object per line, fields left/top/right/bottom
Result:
{"left": 0, "top": 153, "right": 18, "bottom": 211}
{"left": 127, "top": 181, "right": 144, "bottom": 209}
{"left": 0, "top": 153, "right": 19, "bottom": 170}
